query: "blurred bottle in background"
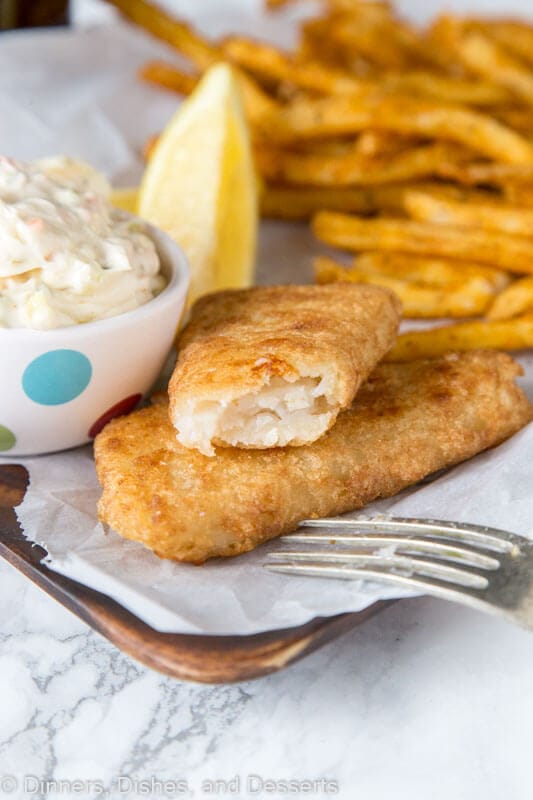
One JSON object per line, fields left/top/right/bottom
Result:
{"left": 0, "top": 0, "right": 69, "bottom": 29}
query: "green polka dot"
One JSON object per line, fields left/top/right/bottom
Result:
{"left": 0, "top": 425, "right": 16, "bottom": 452}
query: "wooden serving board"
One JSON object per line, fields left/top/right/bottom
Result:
{"left": 0, "top": 465, "right": 390, "bottom": 683}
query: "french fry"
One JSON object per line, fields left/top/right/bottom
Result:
{"left": 437, "top": 161, "right": 533, "bottom": 187}
{"left": 297, "top": 17, "right": 347, "bottom": 69}
{"left": 126, "top": 0, "right": 533, "bottom": 333}
{"left": 382, "top": 71, "right": 510, "bottom": 106}
{"left": 327, "top": 4, "right": 444, "bottom": 72}
{"left": 260, "top": 182, "right": 499, "bottom": 221}
{"left": 235, "top": 70, "right": 283, "bottom": 126}
{"left": 486, "top": 277, "right": 533, "bottom": 320}
{"left": 105, "top": 0, "right": 218, "bottom": 70}
{"left": 255, "top": 141, "right": 471, "bottom": 186}
{"left": 399, "top": 183, "right": 504, "bottom": 206}
{"left": 482, "top": 21, "right": 533, "bottom": 69}
{"left": 143, "top": 132, "right": 159, "bottom": 161}
{"left": 265, "top": 0, "right": 298, "bottom": 9}
{"left": 261, "top": 183, "right": 409, "bottom": 219}
{"left": 405, "top": 190, "right": 533, "bottom": 237}
{"left": 353, "top": 252, "right": 510, "bottom": 292}
{"left": 140, "top": 59, "right": 280, "bottom": 127}
{"left": 312, "top": 211, "right": 533, "bottom": 274}
{"left": 453, "top": 30, "right": 533, "bottom": 106}
{"left": 139, "top": 61, "right": 199, "bottom": 95}
{"left": 385, "top": 21, "right": 455, "bottom": 73}
{"left": 261, "top": 95, "right": 533, "bottom": 164}
{"left": 326, "top": 2, "right": 395, "bottom": 22}
{"left": 222, "top": 36, "right": 368, "bottom": 95}
{"left": 386, "top": 315, "right": 533, "bottom": 361}
{"left": 291, "top": 138, "right": 361, "bottom": 157}
{"left": 494, "top": 106, "right": 533, "bottom": 134}
{"left": 327, "top": 2, "right": 395, "bottom": 19}
{"left": 355, "top": 130, "right": 422, "bottom": 157}
{"left": 325, "top": 9, "right": 470, "bottom": 77}
{"left": 503, "top": 183, "right": 533, "bottom": 208}
{"left": 325, "top": 16, "right": 413, "bottom": 70}
{"left": 315, "top": 256, "right": 495, "bottom": 317}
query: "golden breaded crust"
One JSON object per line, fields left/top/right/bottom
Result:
{"left": 169, "top": 284, "right": 401, "bottom": 449}
{"left": 95, "top": 351, "right": 532, "bottom": 563}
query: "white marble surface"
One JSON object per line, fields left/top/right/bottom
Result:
{"left": 3, "top": 556, "right": 533, "bottom": 800}
{"left": 2, "top": 1, "right": 533, "bottom": 798}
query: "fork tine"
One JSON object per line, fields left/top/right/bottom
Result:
{"left": 278, "top": 534, "right": 500, "bottom": 569}
{"left": 265, "top": 560, "right": 533, "bottom": 630}
{"left": 264, "top": 562, "right": 498, "bottom": 614}
{"left": 266, "top": 551, "right": 489, "bottom": 589}
{"left": 298, "top": 517, "right": 520, "bottom": 554}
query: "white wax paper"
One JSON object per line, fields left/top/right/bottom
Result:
{"left": 2, "top": 0, "right": 533, "bottom": 635}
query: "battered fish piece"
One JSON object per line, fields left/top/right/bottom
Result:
{"left": 95, "top": 351, "right": 531, "bottom": 563}
{"left": 169, "top": 284, "right": 401, "bottom": 455}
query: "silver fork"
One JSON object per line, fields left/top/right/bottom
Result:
{"left": 263, "top": 517, "right": 533, "bottom": 630}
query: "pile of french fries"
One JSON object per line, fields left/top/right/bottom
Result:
{"left": 107, "top": 0, "right": 533, "bottom": 359}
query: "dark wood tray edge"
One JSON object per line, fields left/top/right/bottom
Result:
{"left": 0, "top": 465, "right": 391, "bottom": 683}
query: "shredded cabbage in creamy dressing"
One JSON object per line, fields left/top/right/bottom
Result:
{"left": 0, "top": 156, "right": 165, "bottom": 329}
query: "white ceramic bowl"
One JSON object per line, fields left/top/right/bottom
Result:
{"left": 0, "top": 224, "right": 189, "bottom": 457}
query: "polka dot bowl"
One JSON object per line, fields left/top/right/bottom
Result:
{"left": 0, "top": 223, "right": 189, "bottom": 456}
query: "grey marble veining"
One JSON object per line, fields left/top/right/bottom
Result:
{"left": 2, "top": 1, "right": 533, "bottom": 797}
{"left": 2, "top": 553, "right": 533, "bottom": 800}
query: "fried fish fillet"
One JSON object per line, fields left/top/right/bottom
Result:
{"left": 169, "top": 284, "right": 401, "bottom": 455}
{"left": 95, "top": 351, "right": 531, "bottom": 564}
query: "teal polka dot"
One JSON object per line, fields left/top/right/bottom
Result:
{"left": 23, "top": 350, "right": 92, "bottom": 406}
{"left": 0, "top": 425, "right": 16, "bottom": 452}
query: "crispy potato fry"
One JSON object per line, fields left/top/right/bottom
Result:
{"left": 386, "top": 23, "right": 454, "bottom": 72}
{"left": 454, "top": 30, "right": 533, "bottom": 106}
{"left": 222, "top": 36, "right": 368, "bottom": 95}
{"left": 486, "top": 277, "right": 533, "bottom": 321}
{"left": 482, "top": 21, "right": 533, "bottom": 69}
{"left": 290, "top": 138, "right": 361, "bottom": 157}
{"left": 494, "top": 106, "right": 533, "bottom": 134}
{"left": 261, "top": 184, "right": 387, "bottom": 219}
{"left": 256, "top": 141, "right": 470, "bottom": 186}
{"left": 328, "top": 4, "right": 444, "bottom": 71}
{"left": 105, "top": 0, "right": 218, "bottom": 70}
{"left": 400, "top": 182, "right": 504, "bottom": 206}
{"left": 139, "top": 59, "right": 279, "bottom": 127}
{"left": 235, "top": 70, "right": 282, "bottom": 125}
{"left": 353, "top": 251, "right": 510, "bottom": 291}
{"left": 386, "top": 315, "right": 533, "bottom": 361}
{"left": 297, "top": 17, "right": 350, "bottom": 69}
{"left": 260, "top": 182, "right": 498, "bottom": 221}
{"left": 315, "top": 256, "right": 495, "bottom": 317}
{"left": 425, "top": 19, "right": 481, "bottom": 81}
{"left": 382, "top": 5, "right": 463, "bottom": 72}
{"left": 260, "top": 182, "right": 424, "bottom": 219}
{"left": 326, "top": 2, "right": 394, "bottom": 21}
{"left": 261, "top": 95, "right": 533, "bottom": 164}
{"left": 382, "top": 71, "right": 510, "bottom": 106}
{"left": 312, "top": 211, "right": 533, "bottom": 274}
{"left": 437, "top": 161, "right": 533, "bottom": 187}
{"left": 125, "top": 0, "right": 533, "bottom": 332}
{"left": 139, "top": 61, "right": 199, "bottom": 95}
{"left": 504, "top": 183, "right": 533, "bottom": 208}
{"left": 265, "top": 0, "right": 297, "bottom": 8}
{"left": 405, "top": 189, "right": 533, "bottom": 237}
{"left": 143, "top": 132, "right": 159, "bottom": 161}
{"left": 326, "top": 19, "right": 412, "bottom": 71}
{"left": 355, "top": 130, "right": 422, "bottom": 157}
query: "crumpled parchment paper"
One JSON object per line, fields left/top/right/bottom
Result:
{"left": 2, "top": 1, "right": 533, "bottom": 634}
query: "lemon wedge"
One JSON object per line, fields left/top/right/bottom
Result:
{"left": 138, "top": 62, "right": 258, "bottom": 303}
